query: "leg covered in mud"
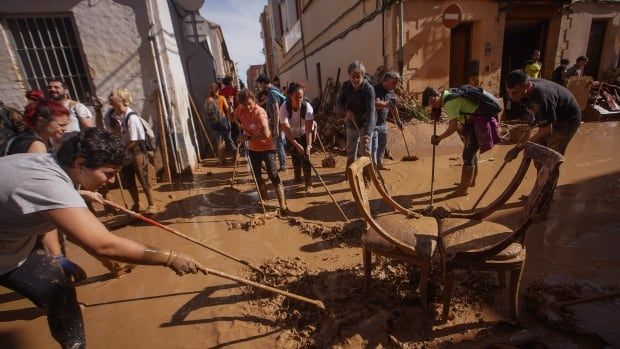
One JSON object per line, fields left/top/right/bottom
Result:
{"left": 0, "top": 249, "right": 85, "bottom": 348}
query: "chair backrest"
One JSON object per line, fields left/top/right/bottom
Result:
{"left": 450, "top": 155, "right": 532, "bottom": 220}
{"left": 347, "top": 156, "right": 417, "bottom": 255}
{"left": 456, "top": 142, "right": 564, "bottom": 260}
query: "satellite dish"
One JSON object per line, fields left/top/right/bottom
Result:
{"left": 176, "top": 0, "right": 204, "bottom": 12}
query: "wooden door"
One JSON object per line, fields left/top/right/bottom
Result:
{"left": 450, "top": 23, "right": 472, "bottom": 88}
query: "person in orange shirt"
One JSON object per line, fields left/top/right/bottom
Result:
{"left": 236, "top": 89, "right": 288, "bottom": 213}
{"left": 204, "top": 83, "right": 237, "bottom": 165}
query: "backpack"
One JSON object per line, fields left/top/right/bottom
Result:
{"left": 268, "top": 86, "right": 286, "bottom": 106}
{"left": 444, "top": 85, "right": 502, "bottom": 117}
{"left": 285, "top": 99, "right": 311, "bottom": 120}
{"left": 123, "top": 112, "right": 157, "bottom": 152}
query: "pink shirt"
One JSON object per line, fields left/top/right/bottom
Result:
{"left": 237, "top": 104, "right": 275, "bottom": 152}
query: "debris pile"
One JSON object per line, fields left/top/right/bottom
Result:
{"left": 244, "top": 257, "right": 512, "bottom": 348}
{"left": 287, "top": 217, "right": 365, "bottom": 247}
{"left": 226, "top": 213, "right": 277, "bottom": 231}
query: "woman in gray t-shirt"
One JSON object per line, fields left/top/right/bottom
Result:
{"left": 0, "top": 128, "right": 205, "bottom": 349}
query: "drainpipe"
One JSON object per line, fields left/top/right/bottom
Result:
{"left": 398, "top": 0, "right": 404, "bottom": 76}
{"left": 146, "top": 0, "right": 182, "bottom": 174}
{"left": 299, "top": 11, "right": 309, "bottom": 80}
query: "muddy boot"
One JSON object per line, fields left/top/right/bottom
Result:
{"left": 293, "top": 164, "right": 302, "bottom": 184}
{"left": 274, "top": 183, "right": 289, "bottom": 214}
{"left": 217, "top": 147, "right": 227, "bottom": 165}
{"left": 304, "top": 170, "right": 313, "bottom": 193}
{"left": 450, "top": 166, "right": 475, "bottom": 197}
{"left": 258, "top": 182, "right": 269, "bottom": 202}
{"left": 470, "top": 165, "right": 478, "bottom": 187}
{"left": 343, "top": 158, "right": 354, "bottom": 181}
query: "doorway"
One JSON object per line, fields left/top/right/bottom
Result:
{"left": 584, "top": 20, "right": 607, "bottom": 79}
{"left": 450, "top": 23, "right": 472, "bottom": 88}
{"left": 500, "top": 19, "right": 548, "bottom": 97}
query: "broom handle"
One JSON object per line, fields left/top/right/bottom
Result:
{"left": 400, "top": 128, "right": 412, "bottom": 157}
{"left": 101, "top": 199, "right": 264, "bottom": 274}
{"left": 230, "top": 142, "right": 241, "bottom": 188}
{"left": 430, "top": 119, "right": 437, "bottom": 209}
{"left": 115, "top": 173, "right": 129, "bottom": 209}
{"left": 196, "top": 265, "right": 325, "bottom": 309}
{"left": 308, "top": 158, "right": 350, "bottom": 222}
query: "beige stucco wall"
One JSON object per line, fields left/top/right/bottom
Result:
{"left": 0, "top": 0, "right": 199, "bottom": 172}
{"left": 277, "top": 0, "right": 384, "bottom": 99}
{"left": 561, "top": 3, "right": 620, "bottom": 81}
{"left": 401, "top": 0, "right": 505, "bottom": 95}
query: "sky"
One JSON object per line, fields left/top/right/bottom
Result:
{"left": 201, "top": 0, "right": 267, "bottom": 84}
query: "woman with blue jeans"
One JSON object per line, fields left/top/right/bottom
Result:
{"left": 338, "top": 61, "right": 376, "bottom": 175}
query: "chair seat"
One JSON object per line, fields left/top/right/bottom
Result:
{"left": 439, "top": 218, "right": 523, "bottom": 260}
{"left": 362, "top": 213, "right": 438, "bottom": 259}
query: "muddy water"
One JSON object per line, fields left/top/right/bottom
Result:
{"left": 1, "top": 121, "right": 619, "bottom": 348}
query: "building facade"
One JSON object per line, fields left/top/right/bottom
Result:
{"left": 246, "top": 64, "right": 265, "bottom": 91}
{"left": 0, "top": 0, "right": 237, "bottom": 176}
{"left": 264, "top": 0, "right": 620, "bottom": 99}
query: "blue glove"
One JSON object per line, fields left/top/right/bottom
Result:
{"left": 54, "top": 256, "right": 87, "bottom": 282}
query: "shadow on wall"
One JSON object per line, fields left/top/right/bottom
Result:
{"left": 403, "top": 15, "right": 451, "bottom": 86}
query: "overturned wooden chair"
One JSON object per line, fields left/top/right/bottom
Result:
{"left": 348, "top": 156, "right": 438, "bottom": 307}
{"left": 437, "top": 142, "right": 564, "bottom": 322}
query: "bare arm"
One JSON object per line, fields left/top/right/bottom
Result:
{"left": 40, "top": 229, "right": 62, "bottom": 256}
{"left": 305, "top": 119, "right": 314, "bottom": 156}
{"left": 437, "top": 118, "right": 459, "bottom": 141}
{"left": 79, "top": 117, "right": 95, "bottom": 129}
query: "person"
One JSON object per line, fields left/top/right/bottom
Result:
{"left": 504, "top": 70, "right": 581, "bottom": 206}
{"left": 422, "top": 86, "right": 500, "bottom": 197}
{"left": 220, "top": 76, "right": 240, "bottom": 143}
{"left": 236, "top": 89, "right": 289, "bottom": 213}
{"left": 279, "top": 82, "right": 314, "bottom": 193}
{"left": 338, "top": 60, "right": 376, "bottom": 174}
{"left": 204, "top": 82, "right": 237, "bottom": 165}
{"left": 372, "top": 71, "right": 404, "bottom": 170}
{"left": 523, "top": 49, "right": 543, "bottom": 79}
{"left": 104, "top": 88, "right": 156, "bottom": 214}
{"left": 47, "top": 79, "right": 94, "bottom": 140}
{"left": 0, "top": 127, "right": 205, "bottom": 349}
{"left": 551, "top": 58, "right": 570, "bottom": 86}
{"left": 256, "top": 74, "right": 288, "bottom": 172}
{"left": 25, "top": 89, "right": 45, "bottom": 105}
{"left": 565, "top": 56, "right": 589, "bottom": 81}
{"left": 5, "top": 99, "right": 68, "bottom": 155}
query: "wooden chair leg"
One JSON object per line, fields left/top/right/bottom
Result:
{"left": 498, "top": 271, "right": 507, "bottom": 288}
{"left": 419, "top": 263, "right": 430, "bottom": 308}
{"left": 442, "top": 271, "right": 454, "bottom": 323}
{"left": 508, "top": 267, "right": 524, "bottom": 320}
{"left": 363, "top": 247, "right": 372, "bottom": 291}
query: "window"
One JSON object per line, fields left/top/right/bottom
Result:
{"left": 5, "top": 15, "right": 94, "bottom": 104}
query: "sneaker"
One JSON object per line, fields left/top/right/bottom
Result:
{"left": 145, "top": 205, "right": 157, "bottom": 215}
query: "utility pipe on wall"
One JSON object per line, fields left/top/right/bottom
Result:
{"left": 398, "top": 0, "right": 404, "bottom": 76}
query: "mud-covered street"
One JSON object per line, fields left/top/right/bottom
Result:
{"left": 1, "top": 120, "right": 618, "bottom": 348}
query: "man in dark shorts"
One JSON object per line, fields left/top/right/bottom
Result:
{"left": 505, "top": 69, "right": 581, "bottom": 206}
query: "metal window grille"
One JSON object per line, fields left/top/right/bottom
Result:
{"left": 4, "top": 15, "right": 93, "bottom": 104}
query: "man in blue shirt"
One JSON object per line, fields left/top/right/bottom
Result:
{"left": 256, "top": 75, "right": 288, "bottom": 171}
{"left": 372, "top": 71, "right": 403, "bottom": 170}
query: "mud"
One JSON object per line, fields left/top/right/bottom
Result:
{"left": 1, "top": 121, "right": 619, "bottom": 348}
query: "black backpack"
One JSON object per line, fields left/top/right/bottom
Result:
{"left": 285, "top": 99, "right": 310, "bottom": 119}
{"left": 444, "top": 85, "right": 502, "bottom": 117}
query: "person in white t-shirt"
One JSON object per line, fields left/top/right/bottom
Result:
{"left": 47, "top": 79, "right": 94, "bottom": 140}
{"left": 104, "top": 88, "right": 156, "bottom": 213}
{"left": 279, "top": 82, "right": 315, "bottom": 193}
{"left": 0, "top": 128, "right": 204, "bottom": 349}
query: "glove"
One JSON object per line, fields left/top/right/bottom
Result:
{"left": 165, "top": 250, "right": 206, "bottom": 276}
{"left": 431, "top": 135, "right": 441, "bottom": 145}
{"left": 54, "top": 256, "right": 87, "bottom": 282}
{"left": 504, "top": 146, "right": 522, "bottom": 162}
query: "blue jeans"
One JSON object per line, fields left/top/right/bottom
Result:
{"left": 346, "top": 126, "right": 373, "bottom": 162}
{"left": 371, "top": 122, "right": 388, "bottom": 167}
{"left": 276, "top": 132, "right": 287, "bottom": 169}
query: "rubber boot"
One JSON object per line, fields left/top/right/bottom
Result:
{"left": 258, "top": 181, "right": 269, "bottom": 202}
{"left": 304, "top": 169, "right": 313, "bottom": 193}
{"left": 293, "top": 162, "right": 302, "bottom": 183}
{"left": 452, "top": 166, "right": 475, "bottom": 197}
{"left": 343, "top": 158, "right": 354, "bottom": 181}
{"left": 470, "top": 165, "right": 478, "bottom": 187}
{"left": 217, "top": 147, "right": 227, "bottom": 165}
{"left": 274, "top": 183, "right": 289, "bottom": 214}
